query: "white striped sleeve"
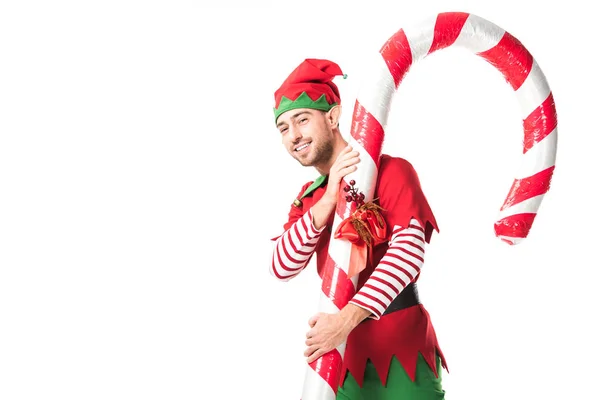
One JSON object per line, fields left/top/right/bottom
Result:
{"left": 349, "top": 218, "right": 426, "bottom": 319}
{"left": 270, "top": 208, "right": 325, "bottom": 281}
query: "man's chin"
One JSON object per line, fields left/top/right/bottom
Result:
{"left": 296, "top": 159, "right": 313, "bottom": 167}
{"left": 293, "top": 154, "right": 314, "bottom": 167}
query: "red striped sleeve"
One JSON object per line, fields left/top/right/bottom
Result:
{"left": 350, "top": 218, "right": 427, "bottom": 319}
{"left": 270, "top": 208, "right": 325, "bottom": 281}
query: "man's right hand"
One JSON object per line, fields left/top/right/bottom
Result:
{"left": 311, "top": 145, "right": 360, "bottom": 230}
{"left": 324, "top": 145, "right": 360, "bottom": 204}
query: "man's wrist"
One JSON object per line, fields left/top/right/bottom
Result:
{"left": 339, "top": 303, "right": 371, "bottom": 331}
{"left": 318, "top": 193, "right": 337, "bottom": 209}
{"left": 311, "top": 195, "right": 337, "bottom": 230}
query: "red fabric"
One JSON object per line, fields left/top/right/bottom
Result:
{"left": 375, "top": 155, "right": 438, "bottom": 244}
{"left": 342, "top": 305, "right": 447, "bottom": 387}
{"left": 334, "top": 207, "right": 388, "bottom": 279}
{"left": 273, "top": 58, "right": 344, "bottom": 109}
{"left": 270, "top": 181, "right": 312, "bottom": 242}
{"left": 274, "top": 155, "right": 446, "bottom": 387}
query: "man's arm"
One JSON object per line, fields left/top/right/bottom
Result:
{"left": 349, "top": 218, "right": 427, "bottom": 319}
{"left": 310, "top": 194, "right": 336, "bottom": 230}
{"left": 303, "top": 218, "right": 427, "bottom": 363}
{"left": 269, "top": 188, "right": 341, "bottom": 281}
{"left": 270, "top": 207, "right": 326, "bottom": 281}
{"left": 270, "top": 145, "right": 360, "bottom": 281}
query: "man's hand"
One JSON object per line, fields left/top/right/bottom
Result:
{"left": 323, "top": 145, "right": 360, "bottom": 204}
{"left": 304, "top": 312, "right": 351, "bottom": 364}
{"left": 311, "top": 146, "right": 360, "bottom": 230}
{"left": 304, "top": 304, "right": 371, "bottom": 364}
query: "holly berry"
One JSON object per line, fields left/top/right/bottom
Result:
{"left": 359, "top": 193, "right": 365, "bottom": 200}
{"left": 343, "top": 185, "right": 350, "bottom": 192}
{"left": 349, "top": 180, "right": 356, "bottom": 186}
{"left": 345, "top": 195, "right": 353, "bottom": 202}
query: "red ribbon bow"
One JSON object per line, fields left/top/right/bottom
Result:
{"left": 334, "top": 204, "right": 387, "bottom": 279}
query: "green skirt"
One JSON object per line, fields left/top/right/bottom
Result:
{"left": 337, "top": 353, "right": 445, "bottom": 400}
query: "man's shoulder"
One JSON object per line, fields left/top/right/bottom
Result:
{"left": 299, "top": 180, "right": 314, "bottom": 191}
{"left": 290, "top": 180, "right": 313, "bottom": 199}
{"left": 293, "top": 178, "right": 323, "bottom": 200}
{"left": 379, "top": 154, "right": 417, "bottom": 178}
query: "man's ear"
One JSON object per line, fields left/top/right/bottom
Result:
{"left": 327, "top": 105, "right": 341, "bottom": 128}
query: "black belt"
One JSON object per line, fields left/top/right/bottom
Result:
{"left": 382, "top": 283, "right": 421, "bottom": 316}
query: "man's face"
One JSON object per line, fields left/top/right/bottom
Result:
{"left": 276, "top": 108, "right": 334, "bottom": 167}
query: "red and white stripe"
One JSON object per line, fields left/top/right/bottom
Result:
{"left": 350, "top": 219, "right": 426, "bottom": 318}
{"left": 271, "top": 217, "right": 426, "bottom": 317}
{"left": 302, "top": 11, "right": 557, "bottom": 399}
{"left": 270, "top": 209, "right": 323, "bottom": 281}
{"left": 301, "top": 200, "right": 357, "bottom": 400}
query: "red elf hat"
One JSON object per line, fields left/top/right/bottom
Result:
{"left": 273, "top": 58, "right": 346, "bottom": 123}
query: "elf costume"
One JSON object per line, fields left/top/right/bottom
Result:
{"left": 271, "top": 59, "right": 448, "bottom": 399}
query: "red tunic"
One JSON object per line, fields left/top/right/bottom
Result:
{"left": 279, "top": 154, "right": 448, "bottom": 387}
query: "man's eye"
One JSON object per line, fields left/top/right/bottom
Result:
{"left": 280, "top": 128, "right": 288, "bottom": 134}
{"left": 299, "top": 118, "right": 307, "bottom": 123}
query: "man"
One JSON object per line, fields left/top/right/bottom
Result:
{"left": 270, "top": 58, "right": 447, "bottom": 399}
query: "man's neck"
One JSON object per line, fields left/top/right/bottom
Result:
{"left": 314, "top": 138, "right": 349, "bottom": 176}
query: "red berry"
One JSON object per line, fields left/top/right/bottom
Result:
{"left": 359, "top": 193, "right": 365, "bottom": 200}
{"left": 343, "top": 185, "right": 350, "bottom": 192}
{"left": 349, "top": 180, "right": 356, "bottom": 186}
{"left": 345, "top": 195, "right": 353, "bottom": 202}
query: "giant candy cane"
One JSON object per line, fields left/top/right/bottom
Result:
{"left": 301, "top": 11, "right": 557, "bottom": 399}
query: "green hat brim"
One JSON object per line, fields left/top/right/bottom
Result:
{"left": 274, "top": 93, "right": 337, "bottom": 123}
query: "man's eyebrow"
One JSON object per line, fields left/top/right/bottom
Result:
{"left": 276, "top": 111, "right": 311, "bottom": 128}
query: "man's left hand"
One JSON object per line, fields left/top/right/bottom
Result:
{"left": 304, "top": 312, "right": 353, "bottom": 364}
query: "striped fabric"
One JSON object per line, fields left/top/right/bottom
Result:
{"left": 271, "top": 211, "right": 426, "bottom": 319}
{"left": 270, "top": 209, "right": 323, "bottom": 281}
{"left": 350, "top": 219, "right": 425, "bottom": 319}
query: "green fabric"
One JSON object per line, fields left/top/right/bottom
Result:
{"left": 273, "top": 92, "right": 337, "bottom": 122}
{"left": 337, "top": 354, "right": 445, "bottom": 400}
{"left": 301, "top": 175, "right": 327, "bottom": 199}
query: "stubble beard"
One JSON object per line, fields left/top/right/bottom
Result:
{"left": 296, "top": 139, "right": 334, "bottom": 169}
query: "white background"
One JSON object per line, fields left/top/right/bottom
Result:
{"left": 1, "top": 1, "right": 597, "bottom": 399}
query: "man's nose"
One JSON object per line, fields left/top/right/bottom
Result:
{"left": 289, "top": 125, "right": 302, "bottom": 142}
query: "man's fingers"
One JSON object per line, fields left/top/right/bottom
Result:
{"left": 336, "top": 165, "right": 358, "bottom": 180}
{"left": 337, "top": 145, "right": 353, "bottom": 157}
{"left": 308, "top": 314, "right": 321, "bottom": 327}
{"left": 337, "top": 151, "right": 360, "bottom": 164}
{"left": 304, "top": 345, "right": 319, "bottom": 357}
{"left": 332, "top": 155, "right": 360, "bottom": 174}
{"left": 307, "top": 348, "right": 326, "bottom": 364}
{"left": 305, "top": 337, "right": 317, "bottom": 346}
{"left": 342, "top": 163, "right": 359, "bottom": 174}
{"left": 334, "top": 146, "right": 356, "bottom": 162}
{"left": 330, "top": 160, "right": 359, "bottom": 182}
{"left": 338, "top": 156, "right": 360, "bottom": 169}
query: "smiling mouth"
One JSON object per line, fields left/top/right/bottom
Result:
{"left": 295, "top": 142, "right": 311, "bottom": 152}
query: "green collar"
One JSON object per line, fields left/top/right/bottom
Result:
{"left": 293, "top": 175, "right": 327, "bottom": 207}
{"left": 301, "top": 174, "right": 327, "bottom": 199}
